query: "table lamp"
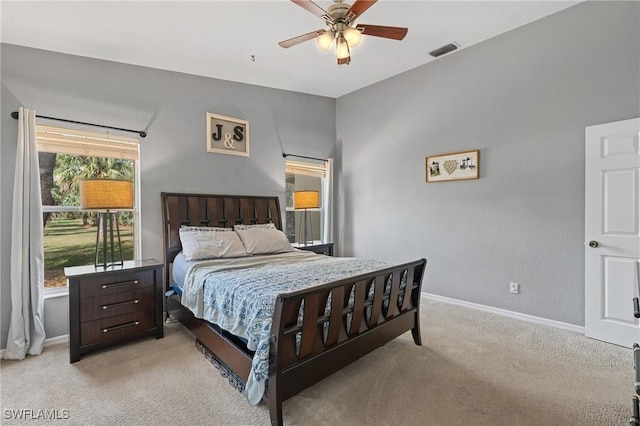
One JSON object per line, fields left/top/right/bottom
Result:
{"left": 80, "top": 179, "right": 134, "bottom": 268}
{"left": 293, "top": 190, "right": 319, "bottom": 246}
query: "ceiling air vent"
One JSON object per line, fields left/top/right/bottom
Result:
{"left": 429, "top": 42, "right": 460, "bottom": 58}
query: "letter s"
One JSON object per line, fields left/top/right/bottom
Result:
{"left": 233, "top": 126, "right": 244, "bottom": 142}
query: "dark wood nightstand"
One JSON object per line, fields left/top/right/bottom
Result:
{"left": 65, "top": 259, "right": 164, "bottom": 363}
{"left": 293, "top": 242, "right": 334, "bottom": 256}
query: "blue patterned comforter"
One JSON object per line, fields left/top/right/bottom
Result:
{"left": 180, "top": 250, "right": 389, "bottom": 405}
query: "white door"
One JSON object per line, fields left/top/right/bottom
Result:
{"left": 585, "top": 117, "right": 640, "bottom": 348}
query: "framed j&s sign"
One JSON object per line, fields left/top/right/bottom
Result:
{"left": 206, "top": 112, "right": 250, "bottom": 157}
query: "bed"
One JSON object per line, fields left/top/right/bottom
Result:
{"left": 161, "top": 192, "right": 427, "bottom": 425}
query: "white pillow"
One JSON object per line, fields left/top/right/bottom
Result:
{"left": 234, "top": 227, "right": 294, "bottom": 255}
{"left": 179, "top": 227, "right": 247, "bottom": 261}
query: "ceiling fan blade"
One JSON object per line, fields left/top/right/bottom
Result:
{"left": 345, "top": 0, "right": 377, "bottom": 22}
{"left": 337, "top": 56, "right": 351, "bottom": 65}
{"left": 291, "top": 0, "right": 332, "bottom": 22}
{"left": 357, "top": 24, "right": 408, "bottom": 40}
{"left": 279, "top": 30, "right": 325, "bottom": 48}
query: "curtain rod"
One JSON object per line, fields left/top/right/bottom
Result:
{"left": 10, "top": 111, "right": 147, "bottom": 138}
{"left": 282, "top": 153, "right": 327, "bottom": 162}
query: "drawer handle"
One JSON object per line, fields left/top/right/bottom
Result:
{"left": 101, "top": 321, "right": 140, "bottom": 333}
{"left": 101, "top": 280, "right": 139, "bottom": 290}
{"left": 634, "top": 297, "right": 639, "bottom": 319}
{"left": 101, "top": 299, "right": 139, "bottom": 310}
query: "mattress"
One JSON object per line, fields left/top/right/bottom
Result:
{"left": 171, "top": 252, "right": 190, "bottom": 294}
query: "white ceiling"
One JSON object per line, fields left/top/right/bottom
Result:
{"left": 1, "top": 0, "right": 579, "bottom": 98}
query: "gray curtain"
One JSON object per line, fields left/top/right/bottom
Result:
{"left": 5, "top": 107, "right": 46, "bottom": 359}
{"left": 322, "top": 158, "right": 334, "bottom": 246}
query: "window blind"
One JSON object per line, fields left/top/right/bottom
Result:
{"left": 36, "top": 125, "right": 139, "bottom": 160}
{"left": 285, "top": 160, "right": 326, "bottom": 178}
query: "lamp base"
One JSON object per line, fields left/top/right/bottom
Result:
{"left": 296, "top": 209, "right": 314, "bottom": 247}
{"left": 94, "top": 211, "right": 124, "bottom": 269}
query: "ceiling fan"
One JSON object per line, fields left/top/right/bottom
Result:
{"left": 278, "top": 0, "right": 408, "bottom": 65}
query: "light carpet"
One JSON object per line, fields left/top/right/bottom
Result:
{"left": 0, "top": 298, "right": 631, "bottom": 425}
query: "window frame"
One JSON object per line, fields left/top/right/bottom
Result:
{"left": 285, "top": 159, "right": 329, "bottom": 246}
{"left": 38, "top": 125, "right": 141, "bottom": 294}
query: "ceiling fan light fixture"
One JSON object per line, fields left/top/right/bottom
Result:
{"left": 280, "top": 0, "right": 408, "bottom": 66}
{"left": 343, "top": 27, "right": 362, "bottom": 47}
{"left": 316, "top": 30, "right": 335, "bottom": 51}
{"left": 335, "top": 38, "right": 350, "bottom": 59}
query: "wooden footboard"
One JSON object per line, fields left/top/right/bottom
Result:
{"left": 267, "top": 258, "right": 426, "bottom": 426}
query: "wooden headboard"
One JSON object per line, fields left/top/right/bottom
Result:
{"left": 160, "top": 192, "right": 283, "bottom": 290}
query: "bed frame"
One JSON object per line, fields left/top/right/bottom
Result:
{"left": 161, "top": 192, "right": 426, "bottom": 425}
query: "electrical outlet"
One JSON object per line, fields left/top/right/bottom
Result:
{"left": 510, "top": 282, "right": 520, "bottom": 294}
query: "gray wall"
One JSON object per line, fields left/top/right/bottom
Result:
{"left": 336, "top": 1, "right": 640, "bottom": 326}
{"left": 1, "top": 45, "right": 336, "bottom": 347}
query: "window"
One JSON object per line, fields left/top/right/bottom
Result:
{"left": 285, "top": 159, "right": 329, "bottom": 246}
{"left": 38, "top": 125, "right": 140, "bottom": 290}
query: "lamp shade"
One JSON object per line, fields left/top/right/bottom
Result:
{"left": 343, "top": 27, "right": 362, "bottom": 47}
{"left": 317, "top": 30, "right": 335, "bottom": 51}
{"left": 335, "top": 38, "right": 350, "bottom": 59}
{"left": 80, "top": 179, "right": 134, "bottom": 210}
{"left": 294, "top": 190, "right": 320, "bottom": 209}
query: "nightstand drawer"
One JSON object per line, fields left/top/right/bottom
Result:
{"left": 79, "top": 270, "right": 155, "bottom": 299}
{"left": 81, "top": 310, "right": 156, "bottom": 346}
{"left": 80, "top": 287, "right": 155, "bottom": 322}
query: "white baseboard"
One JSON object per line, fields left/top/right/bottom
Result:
{"left": 1, "top": 334, "right": 69, "bottom": 359}
{"left": 422, "top": 292, "right": 585, "bottom": 335}
{"left": 44, "top": 334, "right": 69, "bottom": 347}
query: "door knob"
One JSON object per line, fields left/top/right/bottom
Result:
{"left": 588, "top": 240, "right": 599, "bottom": 248}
